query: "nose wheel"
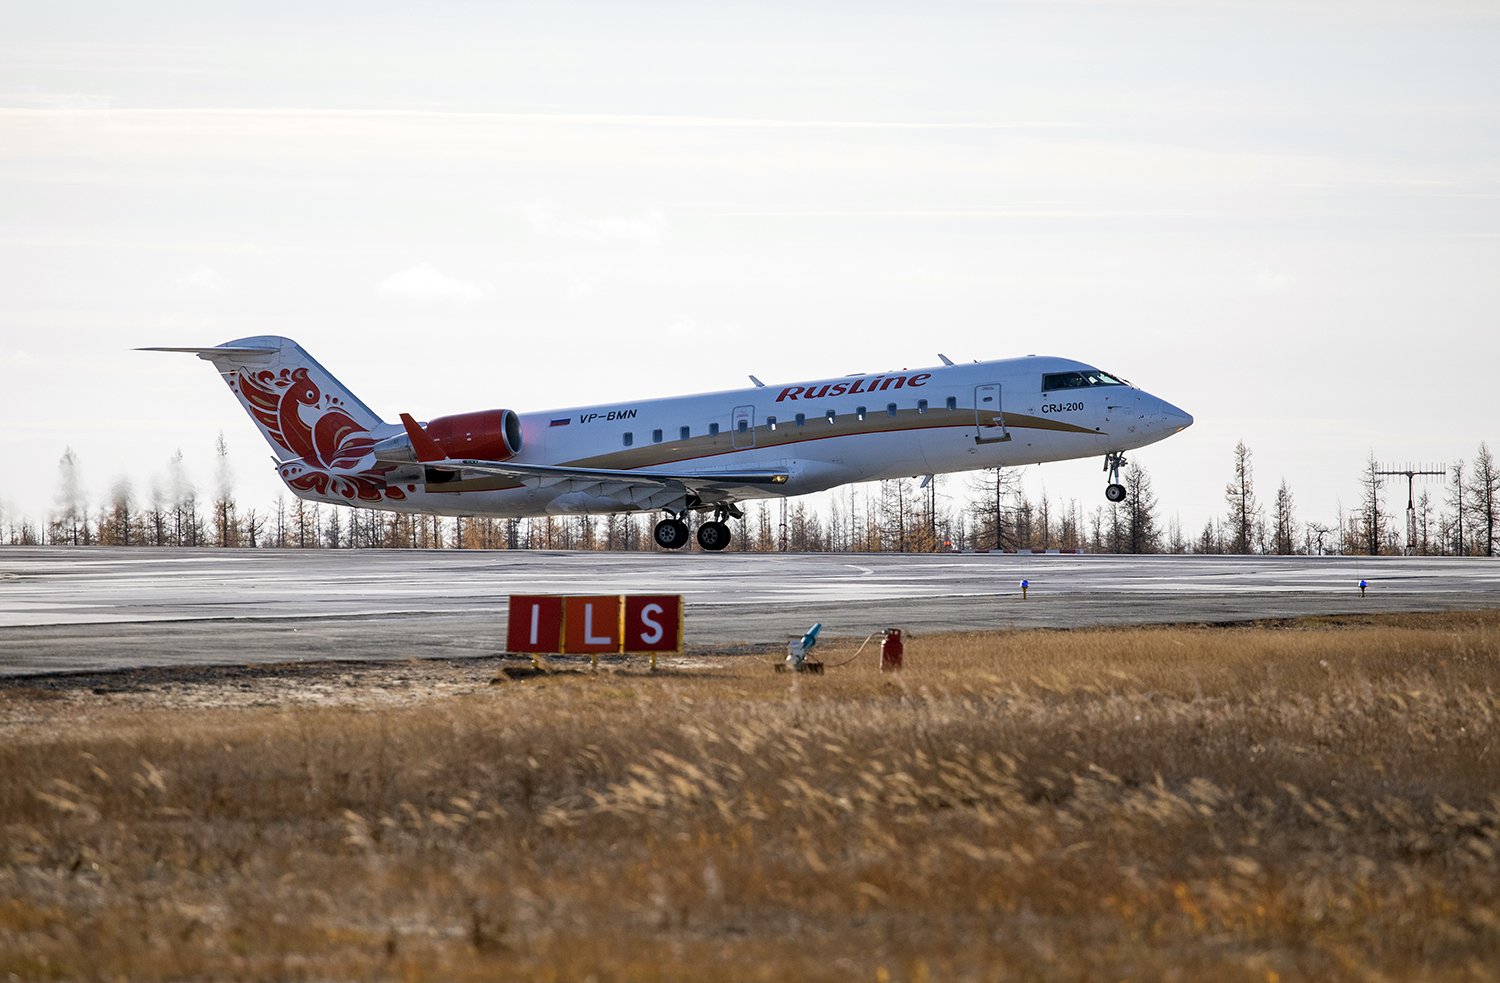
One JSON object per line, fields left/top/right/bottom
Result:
{"left": 1103, "top": 451, "right": 1128, "bottom": 502}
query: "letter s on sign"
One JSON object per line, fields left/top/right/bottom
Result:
{"left": 639, "top": 603, "right": 664, "bottom": 645}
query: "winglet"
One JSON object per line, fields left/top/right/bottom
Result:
{"left": 399, "top": 413, "right": 446, "bottom": 463}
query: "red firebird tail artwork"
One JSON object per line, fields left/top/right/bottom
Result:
{"left": 141, "top": 337, "right": 409, "bottom": 505}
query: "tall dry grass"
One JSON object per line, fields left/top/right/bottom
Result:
{"left": 2, "top": 611, "right": 1498, "bottom": 981}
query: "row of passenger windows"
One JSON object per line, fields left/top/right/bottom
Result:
{"left": 619, "top": 396, "right": 960, "bottom": 446}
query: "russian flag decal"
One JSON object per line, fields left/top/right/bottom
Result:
{"left": 549, "top": 418, "right": 571, "bottom": 427}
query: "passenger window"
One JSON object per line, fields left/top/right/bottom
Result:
{"left": 946, "top": 396, "right": 957, "bottom": 410}
{"left": 767, "top": 415, "right": 778, "bottom": 431}
{"left": 623, "top": 432, "right": 633, "bottom": 447}
{"left": 917, "top": 399, "right": 928, "bottom": 414}
{"left": 795, "top": 413, "right": 806, "bottom": 427}
{"left": 737, "top": 419, "right": 748, "bottom": 433}
{"left": 826, "top": 410, "right": 836, "bottom": 424}
{"left": 709, "top": 422, "right": 720, "bottom": 436}
{"left": 856, "top": 406, "right": 866, "bottom": 421}
{"left": 680, "top": 426, "right": 690, "bottom": 440}
{"left": 886, "top": 403, "right": 897, "bottom": 417}
{"left": 652, "top": 428, "right": 663, "bottom": 443}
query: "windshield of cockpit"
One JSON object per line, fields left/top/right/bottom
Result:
{"left": 1041, "top": 369, "right": 1132, "bottom": 391}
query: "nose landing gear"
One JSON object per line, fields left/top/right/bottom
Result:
{"left": 1104, "top": 451, "right": 1128, "bottom": 503}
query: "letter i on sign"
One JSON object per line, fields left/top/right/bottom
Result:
{"left": 506, "top": 596, "right": 565, "bottom": 653}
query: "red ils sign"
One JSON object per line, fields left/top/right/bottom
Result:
{"left": 506, "top": 594, "right": 683, "bottom": 656}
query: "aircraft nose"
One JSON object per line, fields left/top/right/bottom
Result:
{"left": 1158, "top": 399, "right": 1193, "bottom": 432}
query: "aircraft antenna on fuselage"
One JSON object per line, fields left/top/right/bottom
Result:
{"left": 938, "top": 353, "right": 954, "bottom": 366}
{"left": 749, "top": 375, "right": 766, "bottom": 388}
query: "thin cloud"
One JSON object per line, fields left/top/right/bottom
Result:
{"left": 520, "top": 201, "right": 667, "bottom": 244}
{"left": 176, "top": 265, "right": 230, "bottom": 292}
{"left": 376, "top": 263, "right": 484, "bottom": 304}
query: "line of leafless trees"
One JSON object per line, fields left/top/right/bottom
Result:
{"left": 5, "top": 436, "right": 1496, "bottom": 556}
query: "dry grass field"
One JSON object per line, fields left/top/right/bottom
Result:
{"left": 2, "top": 611, "right": 1498, "bottom": 981}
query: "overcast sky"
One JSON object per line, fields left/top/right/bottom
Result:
{"left": 2, "top": 1, "right": 1496, "bottom": 538}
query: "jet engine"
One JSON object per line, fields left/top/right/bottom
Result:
{"left": 372, "top": 408, "right": 523, "bottom": 464}
{"left": 423, "top": 409, "right": 523, "bottom": 461}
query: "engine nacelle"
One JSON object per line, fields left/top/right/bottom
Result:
{"left": 423, "top": 409, "right": 523, "bottom": 461}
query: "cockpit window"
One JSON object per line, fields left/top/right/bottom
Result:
{"left": 1042, "top": 369, "right": 1131, "bottom": 391}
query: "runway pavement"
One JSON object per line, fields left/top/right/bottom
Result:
{"left": 1, "top": 547, "right": 1495, "bottom": 676}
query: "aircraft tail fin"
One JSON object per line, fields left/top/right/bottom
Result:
{"left": 141, "top": 336, "right": 390, "bottom": 471}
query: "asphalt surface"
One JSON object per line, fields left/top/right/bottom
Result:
{"left": 1, "top": 547, "right": 1495, "bottom": 676}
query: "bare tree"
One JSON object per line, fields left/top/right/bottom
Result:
{"left": 167, "top": 449, "right": 199, "bottom": 546}
{"left": 1305, "top": 521, "right": 1334, "bottom": 556}
{"left": 754, "top": 502, "right": 774, "bottom": 552}
{"left": 1357, "top": 452, "right": 1386, "bottom": 556}
{"left": 1122, "top": 461, "right": 1160, "bottom": 554}
{"left": 1166, "top": 514, "right": 1187, "bottom": 554}
{"left": 1224, "top": 440, "right": 1260, "bottom": 554}
{"left": 966, "top": 471, "right": 1014, "bottom": 552}
{"left": 243, "top": 508, "right": 265, "bottom": 548}
{"left": 1271, "top": 478, "right": 1297, "bottom": 555}
{"left": 1196, "top": 517, "right": 1223, "bottom": 554}
{"left": 212, "top": 432, "right": 239, "bottom": 547}
{"left": 103, "top": 476, "right": 136, "bottom": 546}
{"left": 1445, "top": 461, "right": 1468, "bottom": 556}
{"left": 1416, "top": 489, "right": 1435, "bottom": 555}
{"left": 1468, "top": 442, "right": 1498, "bottom": 557}
{"left": 48, "top": 447, "right": 88, "bottom": 545}
{"left": 879, "top": 479, "right": 915, "bottom": 552}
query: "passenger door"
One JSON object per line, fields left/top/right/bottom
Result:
{"left": 731, "top": 404, "right": 756, "bottom": 449}
{"left": 974, "top": 384, "right": 1011, "bottom": 444}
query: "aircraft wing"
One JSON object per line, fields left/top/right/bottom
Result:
{"left": 386, "top": 412, "right": 789, "bottom": 508}
{"left": 432, "top": 459, "right": 792, "bottom": 507}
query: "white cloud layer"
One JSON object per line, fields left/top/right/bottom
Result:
{"left": 376, "top": 263, "right": 484, "bottom": 304}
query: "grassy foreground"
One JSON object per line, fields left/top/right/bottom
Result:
{"left": 2, "top": 612, "right": 1498, "bottom": 981}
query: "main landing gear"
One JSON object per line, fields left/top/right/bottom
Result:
{"left": 653, "top": 516, "right": 691, "bottom": 549}
{"left": 653, "top": 503, "right": 741, "bottom": 551}
{"left": 1103, "top": 451, "right": 1128, "bottom": 503}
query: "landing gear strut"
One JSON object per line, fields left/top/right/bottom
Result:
{"left": 1103, "top": 451, "right": 1128, "bottom": 503}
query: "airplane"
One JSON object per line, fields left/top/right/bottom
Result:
{"left": 143, "top": 337, "right": 1192, "bottom": 551}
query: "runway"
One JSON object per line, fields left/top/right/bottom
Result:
{"left": 1, "top": 547, "right": 1495, "bottom": 675}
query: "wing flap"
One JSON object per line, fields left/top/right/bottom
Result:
{"left": 448, "top": 458, "right": 788, "bottom": 488}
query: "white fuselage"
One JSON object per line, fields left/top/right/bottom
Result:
{"left": 379, "top": 355, "right": 1191, "bottom": 518}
